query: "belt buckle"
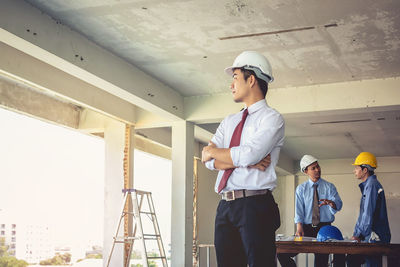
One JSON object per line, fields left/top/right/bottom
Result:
{"left": 224, "top": 190, "right": 236, "bottom": 201}
{"left": 311, "top": 224, "right": 318, "bottom": 228}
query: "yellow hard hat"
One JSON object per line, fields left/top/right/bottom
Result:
{"left": 352, "top": 152, "right": 377, "bottom": 168}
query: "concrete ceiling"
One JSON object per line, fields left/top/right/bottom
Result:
{"left": 7, "top": 0, "right": 400, "bottom": 161}
{"left": 23, "top": 0, "right": 400, "bottom": 95}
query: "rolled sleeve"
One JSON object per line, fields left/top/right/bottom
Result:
{"left": 205, "top": 159, "right": 216, "bottom": 170}
{"left": 329, "top": 185, "right": 342, "bottom": 214}
{"left": 230, "top": 146, "right": 241, "bottom": 167}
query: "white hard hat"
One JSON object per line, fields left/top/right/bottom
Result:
{"left": 300, "top": 155, "right": 318, "bottom": 173}
{"left": 225, "top": 51, "right": 274, "bottom": 83}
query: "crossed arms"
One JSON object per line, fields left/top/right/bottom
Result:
{"left": 202, "top": 141, "right": 271, "bottom": 171}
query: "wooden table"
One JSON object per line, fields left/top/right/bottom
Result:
{"left": 276, "top": 241, "right": 400, "bottom": 267}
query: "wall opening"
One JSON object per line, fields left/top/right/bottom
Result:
{"left": 133, "top": 149, "right": 172, "bottom": 266}
{"left": 0, "top": 107, "right": 104, "bottom": 266}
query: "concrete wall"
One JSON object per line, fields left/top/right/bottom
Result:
{"left": 274, "top": 175, "right": 296, "bottom": 236}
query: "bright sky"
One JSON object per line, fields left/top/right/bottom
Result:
{"left": 0, "top": 107, "right": 172, "bottom": 256}
{"left": 134, "top": 149, "right": 172, "bottom": 251}
{"left": 0, "top": 108, "right": 105, "bottom": 250}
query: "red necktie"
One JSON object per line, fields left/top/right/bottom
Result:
{"left": 217, "top": 109, "right": 249, "bottom": 193}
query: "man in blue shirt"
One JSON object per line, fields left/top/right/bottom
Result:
{"left": 278, "top": 155, "right": 344, "bottom": 267}
{"left": 347, "top": 152, "right": 391, "bottom": 267}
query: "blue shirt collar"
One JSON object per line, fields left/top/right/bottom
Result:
{"left": 359, "top": 175, "right": 377, "bottom": 191}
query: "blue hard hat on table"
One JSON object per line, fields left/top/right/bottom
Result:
{"left": 317, "top": 225, "right": 344, "bottom": 242}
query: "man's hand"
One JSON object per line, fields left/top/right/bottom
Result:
{"left": 249, "top": 154, "right": 271, "bottom": 171}
{"left": 351, "top": 236, "right": 361, "bottom": 242}
{"left": 319, "top": 199, "right": 337, "bottom": 210}
{"left": 295, "top": 223, "right": 304, "bottom": 237}
{"left": 201, "top": 142, "right": 216, "bottom": 163}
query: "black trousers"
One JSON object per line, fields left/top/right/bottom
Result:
{"left": 214, "top": 191, "right": 280, "bottom": 267}
{"left": 277, "top": 223, "right": 345, "bottom": 267}
{"left": 346, "top": 251, "right": 382, "bottom": 267}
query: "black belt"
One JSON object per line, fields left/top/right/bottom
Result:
{"left": 221, "top": 189, "right": 270, "bottom": 201}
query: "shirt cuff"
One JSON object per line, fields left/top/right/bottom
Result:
{"left": 294, "top": 218, "right": 303, "bottom": 224}
{"left": 329, "top": 206, "right": 338, "bottom": 214}
{"left": 205, "top": 159, "right": 216, "bottom": 170}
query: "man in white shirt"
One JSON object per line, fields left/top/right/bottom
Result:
{"left": 202, "top": 51, "right": 285, "bottom": 267}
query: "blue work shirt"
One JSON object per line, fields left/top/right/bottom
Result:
{"left": 294, "top": 178, "right": 342, "bottom": 224}
{"left": 353, "top": 175, "right": 391, "bottom": 243}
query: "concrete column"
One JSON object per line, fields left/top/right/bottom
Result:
{"left": 283, "top": 175, "right": 296, "bottom": 235}
{"left": 124, "top": 125, "right": 135, "bottom": 266}
{"left": 171, "top": 121, "right": 194, "bottom": 267}
{"left": 103, "top": 120, "right": 126, "bottom": 267}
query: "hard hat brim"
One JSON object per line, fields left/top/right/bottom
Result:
{"left": 224, "top": 66, "right": 234, "bottom": 77}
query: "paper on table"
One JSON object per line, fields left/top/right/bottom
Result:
{"left": 275, "top": 235, "right": 316, "bottom": 242}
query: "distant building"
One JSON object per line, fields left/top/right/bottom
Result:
{"left": 85, "top": 245, "right": 102, "bottom": 258}
{"left": 1, "top": 209, "right": 54, "bottom": 263}
{"left": 0, "top": 222, "right": 17, "bottom": 256}
{"left": 20, "top": 224, "right": 53, "bottom": 263}
{"left": 0, "top": 209, "right": 18, "bottom": 257}
{"left": 54, "top": 245, "right": 71, "bottom": 255}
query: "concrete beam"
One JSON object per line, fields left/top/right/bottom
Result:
{"left": 135, "top": 107, "right": 214, "bottom": 145}
{"left": 0, "top": 0, "right": 183, "bottom": 122}
{"left": 134, "top": 108, "right": 175, "bottom": 129}
{"left": 78, "top": 108, "right": 112, "bottom": 134}
{"left": 185, "top": 93, "right": 244, "bottom": 124}
{"left": 0, "top": 75, "right": 80, "bottom": 128}
{"left": 0, "top": 42, "right": 136, "bottom": 124}
{"left": 184, "top": 77, "right": 400, "bottom": 123}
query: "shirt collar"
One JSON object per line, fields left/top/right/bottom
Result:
{"left": 246, "top": 99, "right": 267, "bottom": 114}
{"left": 359, "top": 175, "right": 377, "bottom": 191}
{"left": 308, "top": 178, "right": 321, "bottom": 186}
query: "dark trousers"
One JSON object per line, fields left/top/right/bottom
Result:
{"left": 277, "top": 223, "right": 345, "bottom": 267}
{"left": 214, "top": 191, "right": 280, "bottom": 267}
{"left": 346, "top": 252, "right": 382, "bottom": 267}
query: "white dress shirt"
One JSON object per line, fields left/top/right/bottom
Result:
{"left": 205, "top": 99, "right": 285, "bottom": 193}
